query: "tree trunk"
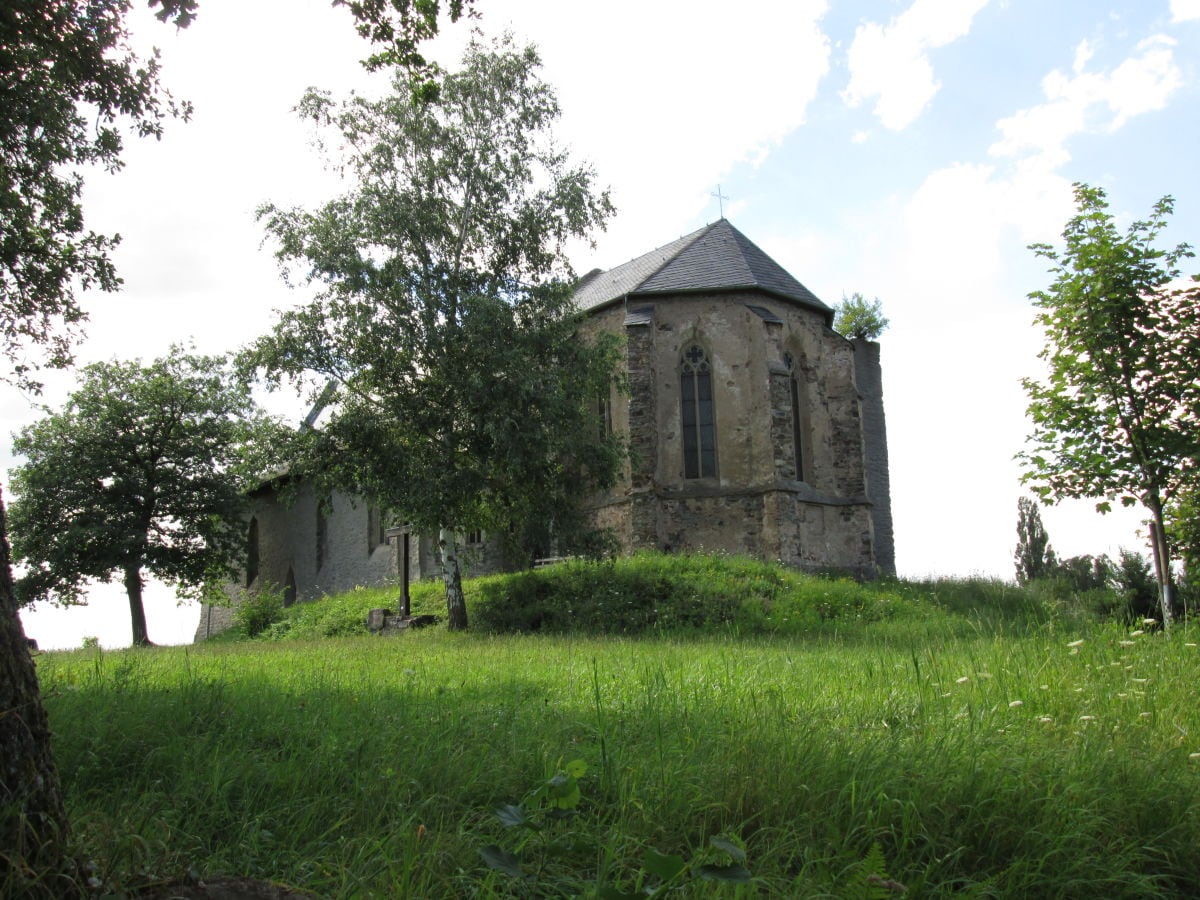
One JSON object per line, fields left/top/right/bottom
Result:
{"left": 0, "top": 487, "right": 78, "bottom": 896}
{"left": 123, "top": 565, "right": 152, "bottom": 647}
{"left": 1148, "top": 508, "right": 1175, "bottom": 631}
{"left": 437, "top": 528, "right": 468, "bottom": 631}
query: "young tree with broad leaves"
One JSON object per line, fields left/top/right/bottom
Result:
{"left": 244, "top": 35, "right": 621, "bottom": 631}
{"left": 832, "top": 292, "right": 889, "bottom": 340}
{"left": 7, "top": 351, "right": 289, "bottom": 647}
{"left": 1018, "top": 183, "right": 1200, "bottom": 628}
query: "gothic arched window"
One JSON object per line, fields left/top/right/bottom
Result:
{"left": 283, "top": 567, "right": 297, "bottom": 608}
{"left": 784, "top": 351, "right": 810, "bottom": 483}
{"left": 316, "top": 495, "right": 330, "bottom": 571}
{"left": 681, "top": 343, "right": 717, "bottom": 479}
{"left": 245, "top": 517, "right": 259, "bottom": 588}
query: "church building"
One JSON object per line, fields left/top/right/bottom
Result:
{"left": 195, "top": 220, "right": 893, "bottom": 640}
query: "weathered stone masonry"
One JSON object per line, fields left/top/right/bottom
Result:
{"left": 196, "top": 219, "right": 895, "bottom": 640}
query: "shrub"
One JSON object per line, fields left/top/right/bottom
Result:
{"left": 232, "top": 583, "right": 286, "bottom": 637}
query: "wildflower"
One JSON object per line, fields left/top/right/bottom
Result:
{"left": 1142, "top": 618, "right": 1159, "bottom": 627}
{"left": 1129, "top": 630, "right": 1144, "bottom": 637}
{"left": 956, "top": 676, "right": 969, "bottom": 684}
{"left": 1118, "top": 640, "right": 1135, "bottom": 647}
{"left": 1067, "top": 639, "right": 1085, "bottom": 648}
{"left": 1038, "top": 716, "right": 1053, "bottom": 724}
{"left": 1187, "top": 643, "right": 1198, "bottom": 648}
{"left": 1079, "top": 715, "right": 1096, "bottom": 722}
{"left": 1009, "top": 700, "right": 1024, "bottom": 708}
{"left": 1140, "top": 712, "right": 1152, "bottom": 718}
{"left": 1191, "top": 753, "right": 1200, "bottom": 761}
{"left": 1132, "top": 678, "right": 1149, "bottom": 684}
{"left": 1040, "top": 684, "right": 1049, "bottom": 690}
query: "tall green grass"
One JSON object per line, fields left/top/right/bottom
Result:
{"left": 28, "top": 555, "right": 1200, "bottom": 897}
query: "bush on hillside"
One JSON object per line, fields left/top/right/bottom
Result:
{"left": 232, "top": 583, "right": 286, "bottom": 637}
{"left": 471, "top": 553, "right": 923, "bottom": 636}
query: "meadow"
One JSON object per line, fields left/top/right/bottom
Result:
{"left": 30, "top": 555, "right": 1200, "bottom": 897}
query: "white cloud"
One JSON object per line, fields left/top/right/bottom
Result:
{"left": 1171, "top": 0, "right": 1200, "bottom": 22}
{"left": 446, "top": 0, "right": 834, "bottom": 264}
{"left": 842, "top": 0, "right": 991, "bottom": 130}
{"left": 990, "top": 35, "right": 1182, "bottom": 159}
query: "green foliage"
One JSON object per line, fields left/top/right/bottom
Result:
{"left": 231, "top": 584, "right": 286, "bottom": 639}
{"left": 482, "top": 759, "right": 752, "bottom": 896}
{"left": 470, "top": 553, "right": 923, "bottom": 636}
{"left": 248, "top": 582, "right": 445, "bottom": 641}
{"left": 7, "top": 350, "right": 290, "bottom": 643}
{"left": 245, "top": 35, "right": 621, "bottom": 630}
{"left": 1114, "top": 549, "right": 1159, "bottom": 621}
{"left": 1014, "top": 496, "right": 1056, "bottom": 584}
{"left": 1168, "top": 485, "right": 1200, "bottom": 584}
{"left": 35, "top": 617, "right": 1200, "bottom": 897}
{"left": 336, "top": 0, "right": 475, "bottom": 95}
{"left": 1019, "top": 183, "right": 1200, "bottom": 622}
{"left": 833, "top": 292, "right": 889, "bottom": 340}
{"left": 0, "top": 1, "right": 195, "bottom": 389}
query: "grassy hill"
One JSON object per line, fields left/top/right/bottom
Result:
{"left": 26, "top": 554, "right": 1200, "bottom": 897}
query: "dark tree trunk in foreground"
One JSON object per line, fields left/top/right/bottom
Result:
{"left": 438, "top": 529, "right": 468, "bottom": 631}
{"left": 123, "top": 564, "right": 152, "bottom": 647}
{"left": 0, "top": 488, "right": 76, "bottom": 896}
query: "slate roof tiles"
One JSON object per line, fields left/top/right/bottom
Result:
{"left": 574, "top": 219, "right": 832, "bottom": 323}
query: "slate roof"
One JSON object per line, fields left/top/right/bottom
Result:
{"left": 574, "top": 219, "right": 833, "bottom": 323}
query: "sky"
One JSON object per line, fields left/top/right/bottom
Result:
{"left": 9, "top": 0, "right": 1200, "bottom": 648}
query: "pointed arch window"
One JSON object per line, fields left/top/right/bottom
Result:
{"left": 316, "top": 495, "right": 330, "bottom": 571}
{"left": 283, "top": 567, "right": 297, "bottom": 608}
{"left": 681, "top": 343, "right": 717, "bottom": 479}
{"left": 368, "top": 504, "right": 385, "bottom": 554}
{"left": 245, "top": 517, "right": 259, "bottom": 588}
{"left": 784, "top": 351, "right": 811, "bottom": 483}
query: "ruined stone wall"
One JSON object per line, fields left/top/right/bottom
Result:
{"left": 581, "top": 290, "right": 880, "bottom": 575}
{"left": 852, "top": 339, "right": 895, "bottom": 576}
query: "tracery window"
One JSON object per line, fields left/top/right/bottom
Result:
{"left": 680, "top": 343, "right": 717, "bottom": 479}
{"left": 784, "top": 352, "right": 810, "bottom": 483}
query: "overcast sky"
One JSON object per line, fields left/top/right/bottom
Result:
{"left": 11, "top": 0, "right": 1200, "bottom": 648}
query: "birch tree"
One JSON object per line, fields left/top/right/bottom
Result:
{"left": 244, "top": 35, "right": 621, "bottom": 630}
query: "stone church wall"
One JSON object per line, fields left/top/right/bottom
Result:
{"left": 582, "top": 290, "right": 881, "bottom": 577}
{"left": 195, "top": 485, "right": 411, "bottom": 641}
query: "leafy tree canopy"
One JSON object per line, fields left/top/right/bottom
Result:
{"left": 244, "top": 35, "right": 621, "bottom": 630}
{"left": 0, "top": 1, "right": 198, "bottom": 389}
{"left": 336, "top": 0, "right": 476, "bottom": 94}
{"left": 1018, "top": 183, "right": 1200, "bottom": 624}
{"left": 833, "top": 292, "right": 889, "bottom": 340}
{"left": 7, "top": 350, "right": 290, "bottom": 645}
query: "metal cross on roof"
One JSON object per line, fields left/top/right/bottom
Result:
{"left": 711, "top": 184, "right": 729, "bottom": 219}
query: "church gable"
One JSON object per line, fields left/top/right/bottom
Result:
{"left": 579, "top": 220, "right": 893, "bottom": 578}
{"left": 574, "top": 219, "right": 833, "bottom": 323}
